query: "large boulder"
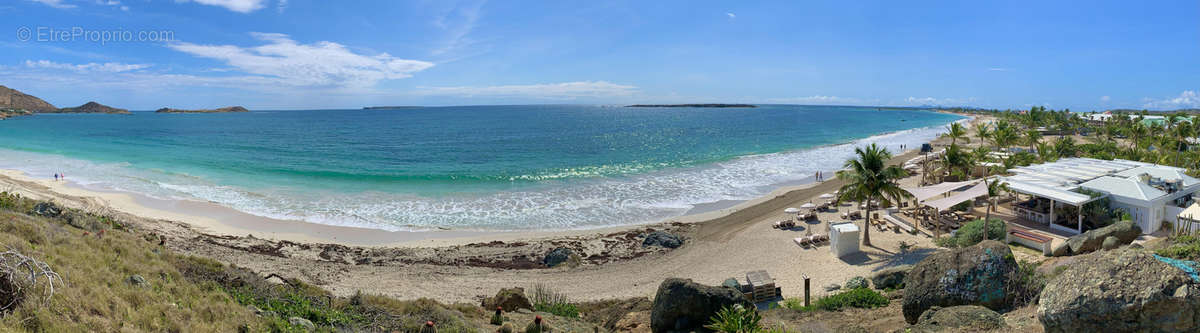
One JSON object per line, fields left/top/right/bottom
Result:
{"left": 650, "top": 278, "right": 751, "bottom": 333}
{"left": 1038, "top": 249, "right": 1200, "bottom": 332}
{"left": 909, "top": 305, "right": 1006, "bottom": 332}
{"left": 642, "top": 231, "right": 683, "bottom": 249}
{"left": 901, "top": 240, "right": 1019, "bottom": 324}
{"left": 1065, "top": 221, "right": 1141, "bottom": 255}
{"left": 871, "top": 265, "right": 913, "bottom": 290}
{"left": 32, "top": 202, "right": 62, "bottom": 218}
{"left": 481, "top": 287, "right": 533, "bottom": 312}
{"left": 1101, "top": 236, "right": 1120, "bottom": 250}
{"left": 543, "top": 247, "right": 573, "bottom": 268}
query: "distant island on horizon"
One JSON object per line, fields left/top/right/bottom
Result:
{"left": 155, "top": 106, "right": 250, "bottom": 113}
{"left": 625, "top": 104, "right": 757, "bottom": 108}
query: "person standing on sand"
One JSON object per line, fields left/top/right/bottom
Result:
{"left": 53, "top": 173, "right": 58, "bottom": 181}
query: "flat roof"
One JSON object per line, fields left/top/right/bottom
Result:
{"left": 1001, "top": 158, "right": 1194, "bottom": 204}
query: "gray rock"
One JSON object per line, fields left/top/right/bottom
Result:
{"left": 871, "top": 265, "right": 912, "bottom": 290}
{"left": 1101, "top": 236, "right": 1120, "bottom": 250}
{"left": 1050, "top": 241, "right": 1071, "bottom": 257}
{"left": 823, "top": 283, "right": 841, "bottom": 292}
{"left": 543, "top": 247, "right": 573, "bottom": 267}
{"left": 1038, "top": 249, "right": 1200, "bottom": 333}
{"left": 642, "top": 231, "right": 683, "bottom": 249}
{"left": 1065, "top": 221, "right": 1141, "bottom": 255}
{"left": 127, "top": 274, "right": 148, "bottom": 287}
{"left": 32, "top": 202, "right": 61, "bottom": 218}
{"left": 845, "top": 276, "right": 869, "bottom": 289}
{"left": 650, "top": 278, "right": 752, "bottom": 333}
{"left": 901, "top": 240, "right": 1019, "bottom": 324}
{"left": 910, "top": 305, "right": 1006, "bottom": 332}
{"left": 288, "top": 316, "right": 315, "bottom": 330}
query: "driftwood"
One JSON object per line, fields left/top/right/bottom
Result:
{"left": 0, "top": 249, "right": 64, "bottom": 312}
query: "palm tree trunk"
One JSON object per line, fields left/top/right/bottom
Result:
{"left": 985, "top": 200, "right": 993, "bottom": 240}
{"left": 862, "top": 196, "right": 873, "bottom": 246}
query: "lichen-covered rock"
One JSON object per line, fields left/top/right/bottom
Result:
{"left": 481, "top": 287, "right": 533, "bottom": 312}
{"left": 32, "top": 202, "right": 61, "bottom": 218}
{"left": 871, "top": 265, "right": 912, "bottom": 290}
{"left": 1038, "top": 249, "right": 1200, "bottom": 333}
{"left": 1065, "top": 221, "right": 1141, "bottom": 255}
{"left": 823, "top": 283, "right": 840, "bottom": 291}
{"left": 543, "top": 248, "right": 573, "bottom": 267}
{"left": 650, "top": 278, "right": 751, "bottom": 333}
{"left": 1101, "top": 236, "right": 1120, "bottom": 250}
{"left": 901, "top": 240, "right": 1018, "bottom": 324}
{"left": 844, "top": 276, "right": 869, "bottom": 289}
{"left": 1050, "top": 241, "right": 1070, "bottom": 257}
{"left": 642, "top": 231, "right": 683, "bottom": 248}
{"left": 910, "top": 305, "right": 1006, "bottom": 332}
{"left": 288, "top": 317, "right": 315, "bottom": 330}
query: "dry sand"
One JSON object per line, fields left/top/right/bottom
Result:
{"left": 0, "top": 114, "right": 986, "bottom": 303}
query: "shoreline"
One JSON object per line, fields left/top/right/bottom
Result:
{"left": 0, "top": 114, "right": 967, "bottom": 248}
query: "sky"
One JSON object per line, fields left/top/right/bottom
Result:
{"left": 1, "top": 0, "right": 1198, "bottom": 110}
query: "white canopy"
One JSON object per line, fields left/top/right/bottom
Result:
{"left": 784, "top": 207, "right": 801, "bottom": 214}
{"left": 800, "top": 203, "right": 817, "bottom": 209}
{"left": 819, "top": 193, "right": 836, "bottom": 199}
{"left": 922, "top": 181, "right": 989, "bottom": 211}
{"left": 902, "top": 180, "right": 978, "bottom": 202}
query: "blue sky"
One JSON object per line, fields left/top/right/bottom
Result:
{"left": 2, "top": 0, "right": 1198, "bottom": 110}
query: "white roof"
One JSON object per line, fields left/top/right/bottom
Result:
{"left": 1005, "top": 180, "right": 1094, "bottom": 205}
{"left": 1179, "top": 202, "right": 1200, "bottom": 221}
{"left": 1079, "top": 176, "right": 1165, "bottom": 201}
{"left": 1112, "top": 166, "right": 1200, "bottom": 187}
{"left": 999, "top": 157, "right": 1149, "bottom": 205}
{"left": 923, "top": 181, "right": 990, "bottom": 211}
{"left": 901, "top": 180, "right": 977, "bottom": 202}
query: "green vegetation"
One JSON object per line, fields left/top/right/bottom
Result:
{"left": 705, "top": 305, "right": 795, "bottom": 333}
{"left": 529, "top": 283, "right": 579, "bottom": 318}
{"left": 935, "top": 218, "right": 1007, "bottom": 248}
{"left": 1156, "top": 235, "right": 1200, "bottom": 261}
{"left": 1008, "top": 260, "right": 1047, "bottom": 307}
{"left": 782, "top": 287, "right": 889, "bottom": 312}
{"left": 836, "top": 143, "right": 913, "bottom": 246}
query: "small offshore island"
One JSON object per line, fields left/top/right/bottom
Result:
{"left": 52, "top": 101, "right": 131, "bottom": 114}
{"left": 626, "top": 103, "right": 757, "bottom": 108}
{"left": 155, "top": 106, "right": 250, "bottom": 113}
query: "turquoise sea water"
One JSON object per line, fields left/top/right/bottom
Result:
{"left": 0, "top": 105, "right": 963, "bottom": 231}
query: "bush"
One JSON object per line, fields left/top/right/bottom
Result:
{"left": 529, "top": 284, "right": 579, "bottom": 317}
{"left": 783, "top": 288, "right": 888, "bottom": 312}
{"left": 938, "top": 219, "right": 1006, "bottom": 248}
{"left": 1157, "top": 235, "right": 1200, "bottom": 261}
{"left": 1007, "top": 260, "right": 1046, "bottom": 307}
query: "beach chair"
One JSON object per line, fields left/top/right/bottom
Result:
{"left": 793, "top": 237, "right": 812, "bottom": 248}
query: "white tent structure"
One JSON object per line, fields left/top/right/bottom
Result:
{"left": 901, "top": 180, "right": 978, "bottom": 202}
{"left": 922, "top": 181, "right": 990, "bottom": 212}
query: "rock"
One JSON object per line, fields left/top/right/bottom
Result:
{"left": 481, "top": 287, "right": 533, "bottom": 312}
{"left": 32, "top": 202, "right": 62, "bottom": 218}
{"left": 1101, "top": 236, "right": 1120, "bottom": 250}
{"left": 55, "top": 101, "right": 130, "bottom": 114}
{"left": 1065, "top": 221, "right": 1141, "bottom": 255}
{"left": 901, "top": 240, "right": 1019, "bottom": 324}
{"left": 127, "top": 274, "right": 148, "bottom": 287}
{"left": 1038, "top": 249, "right": 1200, "bottom": 332}
{"left": 0, "top": 85, "right": 57, "bottom": 112}
{"left": 845, "top": 276, "right": 869, "bottom": 289}
{"left": 642, "top": 231, "right": 683, "bottom": 249}
{"left": 650, "top": 278, "right": 752, "bottom": 333}
{"left": 543, "top": 247, "right": 573, "bottom": 267}
{"left": 1050, "top": 241, "right": 1070, "bottom": 257}
{"left": 910, "top": 305, "right": 1006, "bottom": 332}
{"left": 871, "top": 265, "right": 912, "bottom": 290}
{"left": 288, "top": 317, "right": 315, "bottom": 330}
{"left": 823, "top": 283, "right": 841, "bottom": 292}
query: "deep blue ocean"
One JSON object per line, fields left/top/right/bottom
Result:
{"left": 0, "top": 105, "right": 963, "bottom": 230}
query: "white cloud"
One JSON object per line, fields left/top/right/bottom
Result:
{"left": 28, "top": 0, "right": 76, "bottom": 9}
{"left": 276, "top": 0, "right": 286, "bottom": 12}
{"left": 178, "top": 0, "right": 268, "bottom": 13}
{"left": 432, "top": 0, "right": 486, "bottom": 56}
{"left": 24, "top": 60, "right": 149, "bottom": 73}
{"left": 417, "top": 81, "right": 637, "bottom": 99}
{"left": 1143, "top": 90, "right": 1200, "bottom": 110}
{"left": 986, "top": 67, "right": 1009, "bottom": 71}
{"left": 764, "top": 95, "right": 862, "bottom": 105}
{"left": 1100, "top": 95, "right": 1111, "bottom": 102}
{"left": 726, "top": 12, "right": 736, "bottom": 19}
{"left": 167, "top": 32, "right": 434, "bottom": 87}
{"left": 903, "top": 96, "right": 975, "bottom": 106}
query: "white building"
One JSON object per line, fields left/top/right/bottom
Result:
{"left": 1085, "top": 112, "right": 1113, "bottom": 122}
{"left": 999, "top": 158, "right": 1200, "bottom": 234}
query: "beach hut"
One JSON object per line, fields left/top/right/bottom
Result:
{"left": 829, "top": 222, "right": 860, "bottom": 258}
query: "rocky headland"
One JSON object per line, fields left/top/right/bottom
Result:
{"left": 155, "top": 106, "right": 250, "bottom": 113}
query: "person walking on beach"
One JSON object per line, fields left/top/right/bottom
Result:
{"left": 53, "top": 173, "right": 58, "bottom": 181}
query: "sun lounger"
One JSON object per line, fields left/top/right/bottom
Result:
{"left": 793, "top": 237, "right": 811, "bottom": 248}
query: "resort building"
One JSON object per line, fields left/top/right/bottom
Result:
{"left": 998, "top": 158, "right": 1200, "bottom": 235}
{"left": 1084, "top": 112, "right": 1113, "bottom": 123}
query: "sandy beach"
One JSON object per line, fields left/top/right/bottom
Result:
{"left": 0, "top": 114, "right": 983, "bottom": 303}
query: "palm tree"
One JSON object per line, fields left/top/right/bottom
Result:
{"left": 836, "top": 143, "right": 912, "bottom": 246}
{"left": 1053, "top": 136, "right": 1077, "bottom": 158}
{"left": 983, "top": 177, "right": 1009, "bottom": 239}
{"left": 1035, "top": 141, "right": 1054, "bottom": 162}
{"left": 974, "top": 123, "right": 991, "bottom": 147}
{"left": 940, "top": 144, "right": 972, "bottom": 181}
{"left": 1023, "top": 129, "right": 1042, "bottom": 152}
{"left": 944, "top": 122, "right": 970, "bottom": 146}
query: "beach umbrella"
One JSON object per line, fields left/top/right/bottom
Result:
{"left": 784, "top": 207, "right": 801, "bottom": 214}
{"left": 819, "top": 193, "right": 835, "bottom": 199}
{"left": 800, "top": 202, "right": 817, "bottom": 209}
